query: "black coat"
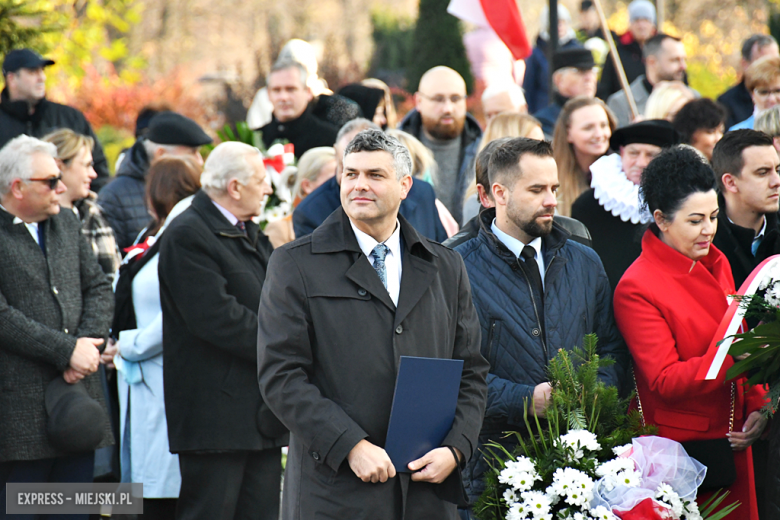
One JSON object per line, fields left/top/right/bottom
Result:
{"left": 258, "top": 102, "right": 339, "bottom": 159}
{"left": 597, "top": 34, "right": 646, "bottom": 101}
{"left": 0, "top": 89, "right": 110, "bottom": 192}
{"left": 718, "top": 81, "right": 753, "bottom": 131}
{"left": 97, "top": 139, "right": 151, "bottom": 251}
{"left": 712, "top": 194, "right": 780, "bottom": 288}
{"left": 571, "top": 188, "right": 644, "bottom": 292}
{"left": 257, "top": 208, "right": 489, "bottom": 520}
{"left": 159, "top": 190, "right": 285, "bottom": 452}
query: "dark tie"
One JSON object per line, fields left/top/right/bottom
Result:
{"left": 520, "top": 245, "right": 544, "bottom": 337}
{"left": 235, "top": 221, "right": 247, "bottom": 236}
{"left": 370, "top": 243, "right": 390, "bottom": 288}
{"left": 37, "top": 223, "right": 46, "bottom": 257}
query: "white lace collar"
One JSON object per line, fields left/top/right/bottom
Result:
{"left": 589, "top": 154, "right": 652, "bottom": 225}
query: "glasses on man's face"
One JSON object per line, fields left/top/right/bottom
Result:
{"left": 27, "top": 175, "right": 62, "bottom": 190}
{"left": 754, "top": 88, "right": 780, "bottom": 99}
{"left": 420, "top": 93, "right": 467, "bottom": 105}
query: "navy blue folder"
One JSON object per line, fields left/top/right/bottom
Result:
{"left": 384, "top": 356, "right": 464, "bottom": 472}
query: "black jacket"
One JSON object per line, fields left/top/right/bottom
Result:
{"left": 258, "top": 208, "right": 488, "bottom": 520}
{"left": 571, "top": 188, "right": 644, "bottom": 292}
{"left": 97, "top": 139, "right": 151, "bottom": 252}
{"left": 454, "top": 209, "right": 628, "bottom": 503}
{"left": 718, "top": 81, "right": 754, "bottom": 130}
{"left": 712, "top": 193, "right": 780, "bottom": 288}
{"left": 443, "top": 211, "right": 593, "bottom": 250}
{"left": 597, "top": 34, "right": 646, "bottom": 101}
{"left": 259, "top": 102, "right": 339, "bottom": 159}
{"left": 0, "top": 88, "right": 110, "bottom": 192}
{"left": 159, "top": 190, "right": 285, "bottom": 452}
{"left": 399, "top": 109, "right": 482, "bottom": 225}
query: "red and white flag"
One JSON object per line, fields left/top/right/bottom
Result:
{"left": 447, "top": 0, "right": 532, "bottom": 60}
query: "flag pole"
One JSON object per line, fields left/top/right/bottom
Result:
{"left": 591, "top": 0, "right": 639, "bottom": 119}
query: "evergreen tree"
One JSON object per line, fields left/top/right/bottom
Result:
{"left": 0, "top": 0, "right": 58, "bottom": 58}
{"left": 406, "top": 0, "right": 474, "bottom": 93}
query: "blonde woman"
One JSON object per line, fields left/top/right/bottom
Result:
{"left": 755, "top": 104, "right": 780, "bottom": 152}
{"left": 643, "top": 81, "right": 695, "bottom": 121}
{"left": 462, "top": 112, "right": 545, "bottom": 221}
{"left": 386, "top": 128, "right": 459, "bottom": 236}
{"left": 265, "top": 147, "right": 336, "bottom": 248}
{"left": 552, "top": 96, "right": 617, "bottom": 216}
{"left": 43, "top": 129, "right": 121, "bottom": 281}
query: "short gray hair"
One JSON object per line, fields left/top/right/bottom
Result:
{"left": 0, "top": 135, "right": 58, "bottom": 195}
{"left": 481, "top": 82, "right": 526, "bottom": 108}
{"left": 200, "top": 141, "right": 262, "bottom": 193}
{"left": 267, "top": 59, "right": 309, "bottom": 89}
{"left": 343, "top": 129, "right": 412, "bottom": 180}
{"left": 143, "top": 139, "right": 180, "bottom": 160}
{"left": 335, "top": 118, "right": 380, "bottom": 146}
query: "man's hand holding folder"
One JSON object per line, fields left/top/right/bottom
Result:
{"left": 348, "top": 441, "right": 463, "bottom": 485}
{"left": 408, "top": 446, "right": 463, "bottom": 484}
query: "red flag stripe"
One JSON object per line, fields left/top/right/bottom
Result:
{"left": 479, "top": 0, "right": 532, "bottom": 60}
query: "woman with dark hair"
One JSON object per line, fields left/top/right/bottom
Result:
{"left": 613, "top": 146, "right": 767, "bottom": 519}
{"left": 112, "top": 157, "right": 202, "bottom": 519}
{"left": 672, "top": 99, "right": 727, "bottom": 161}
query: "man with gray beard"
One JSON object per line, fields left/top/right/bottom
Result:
{"left": 399, "top": 66, "right": 482, "bottom": 225}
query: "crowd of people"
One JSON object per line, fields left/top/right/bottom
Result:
{"left": 3, "top": 5, "right": 780, "bottom": 519}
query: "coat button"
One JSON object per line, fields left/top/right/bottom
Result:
{"left": 532, "top": 328, "right": 540, "bottom": 337}
{"left": 52, "top": 286, "right": 58, "bottom": 295}
{"left": 312, "top": 451, "right": 320, "bottom": 461}
{"left": 395, "top": 325, "right": 403, "bottom": 334}
{"left": 358, "top": 288, "right": 367, "bottom": 296}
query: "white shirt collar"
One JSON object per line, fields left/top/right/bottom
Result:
{"left": 0, "top": 203, "right": 28, "bottom": 225}
{"left": 726, "top": 214, "right": 768, "bottom": 239}
{"left": 211, "top": 199, "right": 239, "bottom": 225}
{"left": 350, "top": 220, "right": 401, "bottom": 260}
{"left": 491, "top": 218, "right": 543, "bottom": 261}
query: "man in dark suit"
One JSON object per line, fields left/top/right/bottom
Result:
{"left": 0, "top": 135, "right": 113, "bottom": 509}
{"left": 293, "top": 118, "right": 448, "bottom": 241}
{"left": 258, "top": 129, "right": 488, "bottom": 520}
{"left": 159, "top": 142, "right": 286, "bottom": 520}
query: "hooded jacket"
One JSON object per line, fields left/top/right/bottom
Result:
{"left": 454, "top": 209, "right": 629, "bottom": 504}
{"left": 97, "top": 139, "right": 151, "bottom": 252}
{"left": 0, "top": 88, "right": 110, "bottom": 192}
{"left": 399, "top": 109, "right": 482, "bottom": 225}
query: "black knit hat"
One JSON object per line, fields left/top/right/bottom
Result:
{"left": 552, "top": 48, "right": 596, "bottom": 72}
{"left": 145, "top": 111, "right": 212, "bottom": 147}
{"left": 610, "top": 119, "right": 681, "bottom": 150}
{"left": 338, "top": 84, "right": 384, "bottom": 122}
{"left": 45, "top": 377, "right": 108, "bottom": 453}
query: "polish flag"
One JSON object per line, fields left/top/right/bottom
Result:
{"left": 447, "top": 0, "right": 532, "bottom": 60}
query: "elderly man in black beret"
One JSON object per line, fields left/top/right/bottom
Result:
{"left": 571, "top": 119, "right": 681, "bottom": 290}
{"left": 0, "top": 135, "right": 114, "bottom": 517}
{"left": 98, "top": 111, "right": 212, "bottom": 252}
{"left": 534, "top": 48, "right": 598, "bottom": 138}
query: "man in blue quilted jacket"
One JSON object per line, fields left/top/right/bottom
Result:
{"left": 454, "top": 138, "right": 629, "bottom": 518}
{"left": 98, "top": 111, "right": 211, "bottom": 252}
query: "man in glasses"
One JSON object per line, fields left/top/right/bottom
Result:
{"left": 399, "top": 66, "right": 482, "bottom": 226}
{"left": 730, "top": 55, "right": 780, "bottom": 131}
{"left": 0, "top": 135, "right": 114, "bottom": 506}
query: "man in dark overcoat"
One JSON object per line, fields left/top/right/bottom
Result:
{"left": 0, "top": 136, "right": 114, "bottom": 503}
{"left": 159, "top": 142, "right": 286, "bottom": 520}
{"left": 257, "top": 129, "right": 489, "bottom": 520}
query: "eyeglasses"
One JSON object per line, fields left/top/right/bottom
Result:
{"left": 754, "top": 88, "right": 780, "bottom": 98}
{"left": 27, "top": 175, "right": 62, "bottom": 190}
{"left": 419, "top": 93, "right": 467, "bottom": 105}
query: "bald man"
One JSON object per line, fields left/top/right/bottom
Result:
{"left": 399, "top": 66, "right": 482, "bottom": 225}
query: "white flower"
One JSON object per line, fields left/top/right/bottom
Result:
{"left": 615, "top": 469, "right": 641, "bottom": 488}
{"left": 267, "top": 143, "right": 286, "bottom": 157}
{"left": 559, "top": 430, "right": 601, "bottom": 460}
{"left": 590, "top": 505, "right": 618, "bottom": 520}
{"left": 684, "top": 499, "right": 701, "bottom": 520}
{"left": 507, "top": 502, "right": 529, "bottom": 520}
{"left": 522, "top": 490, "right": 552, "bottom": 518}
{"left": 504, "top": 488, "right": 520, "bottom": 504}
{"left": 596, "top": 458, "right": 635, "bottom": 477}
{"left": 549, "top": 467, "right": 594, "bottom": 507}
{"left": 499, "top": 459, "right": 541, "bottom": 491}
{"left": 611, "top": 444, "right": 633, "bottom": 457}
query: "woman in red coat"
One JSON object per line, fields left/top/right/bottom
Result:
{"left": 614, "top": 146, "right": 767, "bottom": 519}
